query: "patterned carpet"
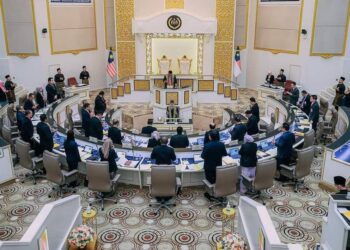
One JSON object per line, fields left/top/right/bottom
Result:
{"left": 0, "top": 151, "right": 329, "bottom": 249}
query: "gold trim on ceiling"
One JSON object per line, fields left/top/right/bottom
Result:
{"left": 0, "top": 0, "right": 39, "bottom": 57}
{"left": 254, "top": 0, "right": 304, "bottom": 55}
{"left": 165, "top": 0, "right": 184, "bottom": 9}
{"left": 310, "top": 0, "right": 350, "bottom": 57}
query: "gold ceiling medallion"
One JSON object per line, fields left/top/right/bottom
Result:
{"left": 167, "top": 15, "right": 182, "bottom": 30}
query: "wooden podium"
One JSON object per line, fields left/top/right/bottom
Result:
{"left": 152, "top": 87, "right": 192, "bottom": 123}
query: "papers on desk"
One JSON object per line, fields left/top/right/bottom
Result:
{"left": 117, "top": 157, "right": 140, "bottom": 168}
{"left": 222, "top": 156, "right": 236, "bottom": 166}
{"left": 78, "top": 147, "right": 92, "bottom": 161}
{"left": 266, "top": 148, "right": 277, "bottom": 155}
{"left": 257, "top": 150, "right": 269, "bottom": 158}
{"left": 299, "top": 119, "right": 310, "bottom": 126}
{"left": 294, "top": 131, "right": 304, "bottom": 137}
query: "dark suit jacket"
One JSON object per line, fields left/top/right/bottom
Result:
{"left": 265, "top": 74, "right": 275, "bottom": 84}
{"left": 204, "top": 129, "right": 219, "bottom": 144}
{"left": 289, "top": 87, "right": 300, "bottom": 105}
{"left": 94, "top": 95, "right": 106, "bottom": 114}
{"left": 170, "top": 134, "right": 189, "bottom": 148}
{"left": 300, "top": 94, "right": 311, "bottom": 115}
{"left": 16, "top": 111, "right": 25, "bottom": 131}
{"left": 64, "top": 139, "right": 81, "bottom": 171}
{"left": 309, "top": 102, "right": 320, "bottom": 123}
{"left": 277, "top": 74, "right": 286, "bottom": 83}
{"left": 147, "top": 138, "right": 161, "bottom": 148}
{"left": 99, "top": 148, "right": 118, "bottom": 173}
{"left": 24, "top": 99, "right": 35, "bottom": 114}
{"left": 89, "top": 117, "right": 103, "bottom": 140}
{"left": 151, "top": 145, "right": 176, "bottom": 165}
{"left": 141, "top": 126, "right": 157, "bottom": 135}
{"left": 35, "top": 93, "right": 45, "bottom": 109}
{"left": 239, "top": 142, "right": 258, "bottom": 167}
{"left": 230, "top": 123, "right": 247, "bottom": 141}
{"left": 81, "top": 109, "right": 91, "bottom": 137}
{"left": 46, "top": 84, "right": 57, "bottom": 104}
{"left": 251, "top": 103, "right": 260, "bottom": 122}
{"left": 21, "top": 117, "right": 34, "bottom": 143}
{"left": 246, "top": 115, "right": 259, "bottom": 135}
{"left": 36, "top": 122, "right": 53, "bottom": 153}
{"left": 275, "top": 131, "right": 295, "bottom": 160}
{"left": 201, "top": 141, "right": 227, "bottom": 184}
{"left": 108, "top": 127, "right": 123, "bottom": 145}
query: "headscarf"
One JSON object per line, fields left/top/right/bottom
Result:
{"left": 151, "top": 131, "right": 160, "bottom": 140}
{"left": 244, "top": 134, "right": 254, "bottom": 143}
{"left": 102, "top": 138, "right": 113, "bottom": 159}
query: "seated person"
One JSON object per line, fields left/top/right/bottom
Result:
{"left": 230, "top": 116, "right": 247, "bottom": 142}
{"left": 204, "top": 123, "right": 217, "bottom": 145}
{"left": 170, "top": 126, "right": 189, "bottom": 148}
{"left": 108, "top": 119, "right": 123, "bottom": 145}
{"left": 276, "top": 69, "right": 286, "bottom": 83}
{"left": 166, "top": 100, "right": 179, "bottom": 120}
{"left": 147, "top": 131, "right": 161, "bottom": 148}
{"left": 334, "top": 176, "right": 348, "bottom": 195}
{"left": 265, "top": 71, "right": 275, "bottom": 85}
{"left": 201, "top": 130, "right": 228, "bottom": 199}
{"left": 141, "top": 119, "right": 157, "bottom": 135}
{"left": 151, "top": 136, "right": 176, "bottom": 165}
{"left": 245, "top": 110, "right": 259, "bottom": 135}
{"left": 99, "top": 138, "right": 118, "bottom": 177}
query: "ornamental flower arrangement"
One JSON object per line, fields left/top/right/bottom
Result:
{"left": 68, "top": 225, "right": 95, "bottom": 249}
{"left": 219, "top": 232, "right": 248, "bottom": 250}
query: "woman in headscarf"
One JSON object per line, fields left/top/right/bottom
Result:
{"left": 35, "top": 87, "right": 45, "bottom": 109}
{"left": 99, "top": 138, "right": 118, "bottom": 177}
{"left": 239, "top": 134, "right": 258, "bottom": 194}
{"left": 147, "top": 131, "right": 161, "bottom": 148}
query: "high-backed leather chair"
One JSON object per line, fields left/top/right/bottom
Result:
{"left": 303, "top": 129, "right": 315, "bottom": 148}
{"left": 280, "top": 146, "right": 314, "bottom": 192}
{"left": 203, "top": 165, "right": 239, "bottom": 209}
{"left": 43, "top": 150, "right": 78, "bottom": 198}
{"left": 319, "top": 98, "right": 329, "bottom": 119}
{"left": 16, "top": 138, "right": 43, "bottom": 184}
{"left": 18, "top": 94, "right": 27, "bottom": 107}
{"left": 149, "top": 165, "right": 181, "bottom": 214}
{"left": 86, "top": 160, "right": 120, "bottom": 211}
{"left": 242, "top": 158, "right": 276, "bottom": 205}
{"left": 67, "top": 77, "right": 78, "bottom": 87}
{"left": 2, "top": 125, "right": 17, "bottom": 153}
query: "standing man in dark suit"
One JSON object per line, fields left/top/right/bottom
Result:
{"left": 245, "top": 110, "right": 259, "bottom": 135}
{"left": 273, "top": 122, "right": 295, "bottom": 181}
{"left": 46, "top": 77, "right": 58, "bottom": 104}
{"left": 250, "top": 97, "right": 260, "bottom": 122}
{"left": 299, "top": 90, "right": 311, "bottom": 115}
{"left": 230, "top": 116, "right": 247, "bottom": 142}
{"left": 201, "top": 130, "right": 228, "bottom": 198}
{"left": 108, "top": 119, "right": 123, "bottom": 145}
{"left": 309, "top": 95, "right": 320, "bottom": 132}
{"left": 276, "top": 69, "right": 286, "bottom": 84}
{"left": 4, "top": 74, "right": 16, "bottom": 103}
{"left": 79, "top": 66, "right": 90, "bottom": 85}
{"left": 36, "top": 114, "right": 54, "bottom": 154}
{"left": 89, "top": 113, "right": 104, "bottom": 140}
{"left": 16, "top": 105, "right": 25, "bottom": 131}
{"left": 170, "top": 126, "right": 189, "bottom": 148}
{"left": 286, "top": 82, "right": 299, "bottom": 105}
{"left": 54, "top": 68, "right": 65, "bottom": 99}
{"left": 21, "top": 110, "right": 34, "bottom": 146}
{"left": 81, "top": 102, "right": 91, "bottom": 137}
{"left": 204, "top": 123, "right": 216, "bottom": 144}
{"left": 94, "top": 91, "right": 107, "bottom": 114}
{"left": 151, "top": 136, "right": 176, "bottom": 165}
{"left": 141, "top": 119, "right": 157, "bottom": 135}
{"left": 333, "top": 77, "right": 346, "bottom": 107}
{"left": 24, "top": 93, "right": 37, "bottom": 114}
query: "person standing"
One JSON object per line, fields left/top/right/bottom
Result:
{"left": 35, "top": 87, "right": 45, "bottom": 109}
{"left": 239, "top": 134, "right": 258, "bottom": 194}
{"left": 273, "top": 123, "right": 295, "bottom": 182}
{"left": 4, "top": 75, "right": 16, "bottom": 104}
{"left": 89, "top": 113, "right": 104, "bottom": 140}
{"left": 79, "top": 66, "right": 90, "bottom": 85}
{"left": 309, "top": 95, "right": 320, "bottom": 132}
{"left": 170, "top": 126, "right": 189, "bottom": 148}
{"left": 141, "top": 119, "right": 157, "bottom": 135}
{"left": 24, "top": 93, "right": 37, "bottom": 114}
{"left": 333, "top": 77, "right": 346, "bottom": 107}
{"left": 147, "top": 131, "right": 161, "bottom": 148}
{"left": 204, "top": 123, "right": 217, "bottom": 145}
{"left": 276, "top": 69, "right": 286, "bottom": 84}
{"left": 94, "top": 91, "right": 107, "bottom": 114}
{"left": 299, "top": 90, "right": 311, "bottom": 115}
{"left": 54, "top": 68, "right": 65, "bottom": 99}
{"left": 108, "top": 119, "right": 123, "bottom": 145}
{"left": 81, "top": 102, "right": 91, "bottom": 137}
{"left": 151, "top": 136, "right": 176, "bottom": 165}
{"left": 46, "top": 77, "right": 58, "bottom": 104}
{"left": 16, "top": 105, "right": 25, "bottom": 131}
{"left": 36, "top": 114, "right": 54, "bottom": 154}
{"left": 250, "top": 97, "right": 260, "bottom": 122}
{"left": 245, "top": 110, "right": 259, "bottom": 135}
{"left": 230, "top": 116, "right": 247, "bottom": 142}
{"left": 163, "top": 70, "right": 177, "bottom": 89}
{"left": 99, "top": 138, "right": 118, "bottom": 176}
{"left": 286, "top": 82, "right": 299, "bottom": 106}
{"left": 64, "top": 130, "right": 81, "bottom": 171}
{"left": 20, "top": 110, "right": 34, "bottom": 146}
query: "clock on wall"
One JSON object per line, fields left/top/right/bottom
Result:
{"left": 167, "top": 15, "right": 182, "bottom": 30}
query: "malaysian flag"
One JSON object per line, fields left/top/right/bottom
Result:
{"left": 233, "top": 46, "right": 242, "bottom": 78}
{"left": 107, "top": 49, "right": 117, "bottom": 78}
